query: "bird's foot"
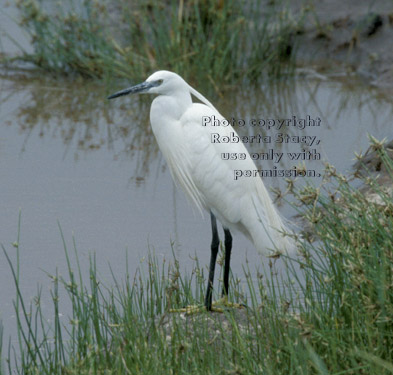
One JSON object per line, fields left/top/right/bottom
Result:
{"left": 169, "top": 304, "right": 205, "bottom": 314}
{"left": 169, "top": 304, "right": 224, "bottom": 314}
{"left": 169, "top": 297, "right": 245, "bottom": 314}
{"left": 212, "top": 296, "right": 246, "bottom": 310}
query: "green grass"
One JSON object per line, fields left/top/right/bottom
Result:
{"left": 3, "top": 0, "right": 306, "bottom": 93}
{"left": 1, "top": 141, "right": 393, "bottom": 374}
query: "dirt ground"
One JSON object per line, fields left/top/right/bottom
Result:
{"left": 289, "top": 0, "right": 393, "bottom": 88}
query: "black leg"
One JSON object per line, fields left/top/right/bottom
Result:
{"left": 222, "top": 229, "right": 232, "bottom": 297}
{"left": 205, "top": 212, "right": 219, "bottom": 311}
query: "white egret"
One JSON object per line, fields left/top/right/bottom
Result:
{"left": 108, "top": 71, "right": 293, "bottom": 311}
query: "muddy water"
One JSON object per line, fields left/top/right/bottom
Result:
{"left": 1, "top": 0, "right": 392, "bottom": 365}
{"left": 1, "top": 73, "right": 392, "bottom": 346}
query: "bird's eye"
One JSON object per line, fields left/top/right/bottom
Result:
{"left": 157, "top": 79, "right": 164, "bottom": 85}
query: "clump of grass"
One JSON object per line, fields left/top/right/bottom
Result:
{"left": 289, "top": 138, "right": 393, "bottom": 372}
{"left": 8, "top": 0, "right": 304, "bottom": 92}
{"left": 1, "top": 141, "right": 392, "bottom": 374}
{"left": 13, "top": 0, "right": 118, "bottom": 78}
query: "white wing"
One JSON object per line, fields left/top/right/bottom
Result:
{"left": 181, "top": 104, "right": 292, "bottom": 254}
{"left": 151, "top": 98, "right": 292, "bottom": 254}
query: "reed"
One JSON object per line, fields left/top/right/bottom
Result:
{"left": 1, "top": 141, "right": 392, "bottom": 374}
{"left": 9, "top": 0, "right": 303, "bottom": 93}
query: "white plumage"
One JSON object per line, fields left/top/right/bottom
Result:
{"left": 147, "top": 71, "right": 291, "bottom": 254}
{"left": 108, "top": 70, "right": 293, "bottom": 310}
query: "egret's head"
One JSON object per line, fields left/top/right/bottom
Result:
{"left": 107, "top": 71, "right": 186, "bottom": 99}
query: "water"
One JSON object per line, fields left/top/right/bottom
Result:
{"left": 1, "top": 0, "right": 393, "bottom": 355}
{"left": 1, "top": 72, "right": 391, "bottom": 333}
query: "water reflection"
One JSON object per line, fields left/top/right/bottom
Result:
{"left": 2, "top": 74, "right": 391, "bottom": 177}
{"left": 1, "top": 72, "right": 391, "bottom": 228}
{"left": 2, "top": 72, "right": 392, "bottom": 225}
{"left": 1, "top": 71, "right": 392, "bottom": 351}
{"left": 1, "top": 75, "right": 162, "bottom": 178}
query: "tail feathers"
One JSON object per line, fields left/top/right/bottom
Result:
{"left": 248, "top": 195, "right": 296, "bottom": 256}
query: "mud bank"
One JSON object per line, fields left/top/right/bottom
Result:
{"left": 289, "top": 0, "right": 393, "bottom": 88}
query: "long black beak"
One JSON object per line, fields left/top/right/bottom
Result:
{"left": 107, "top": 80, "right": 161, "bottom": 99}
